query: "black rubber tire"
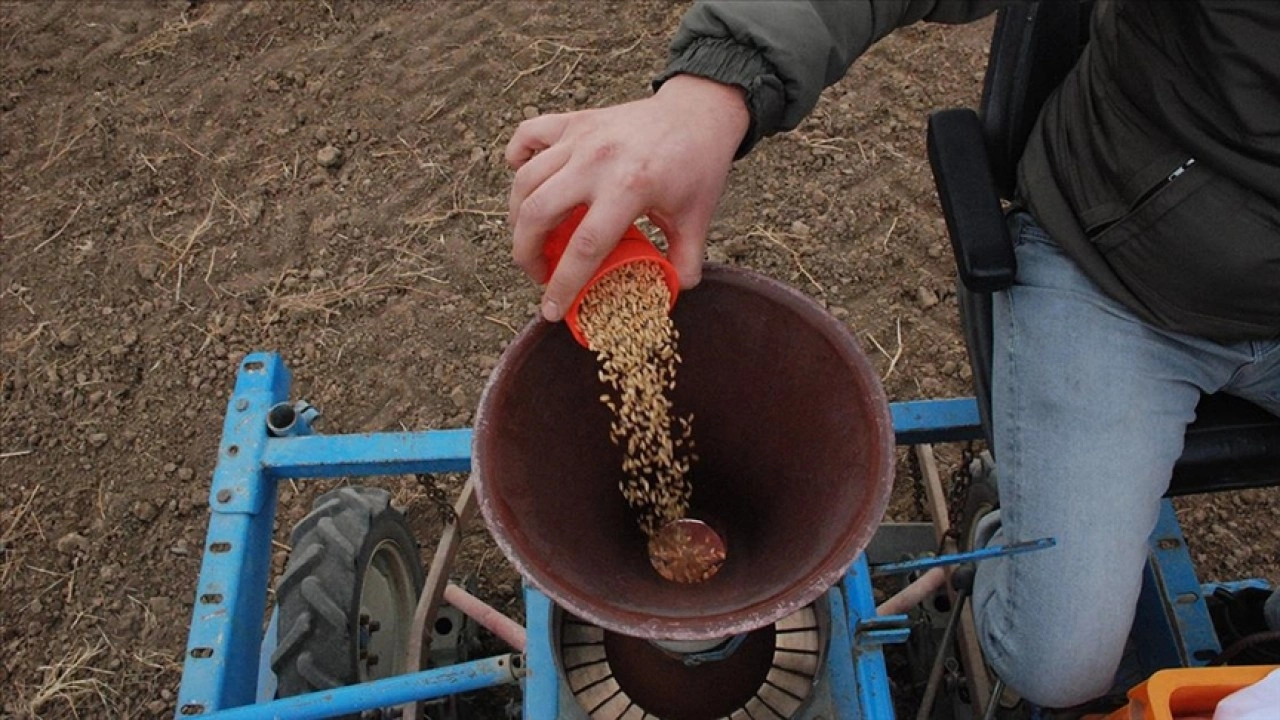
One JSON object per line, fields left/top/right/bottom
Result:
{"left": 958, "top": 453, "right": 999, "bottom": 553}
{"left": 271, "top": 486, "right": 424, "bottom": 712}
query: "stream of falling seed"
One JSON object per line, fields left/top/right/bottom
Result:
{"left": 576, "top": 261, "right": 696, "bottom": 537}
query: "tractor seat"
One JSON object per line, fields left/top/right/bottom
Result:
{"left": 925, "top": 0, "right": 1280, "bottom": 496}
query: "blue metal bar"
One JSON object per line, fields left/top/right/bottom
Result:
{"left": 198, "top": 655, "right": 519, "bottom": 720}
{"left": 823, "top": 589, "right": 866, "bottom": 718}
{"left": 1132, "top": 500, "right": 1222, "bottom": 676}
{"left": 178, "top": 352, "right": 290, "bottom": 714}
{"left": 256, "top": 609, "right": 279, "bottom": 703}
{"left": 871, "top": 537, "right": 1057, "bottom": 576}
{"left": 890, "top": 398, "right": 983, "bottom": 445}
{"left": 260, "top": 429, "right": 473, "bottom": 479}
{"left": 522, "top": 586, "right": 561, "bottom": 718}
{"left": 842, "top": 555, "right": 899, "bottom": 718}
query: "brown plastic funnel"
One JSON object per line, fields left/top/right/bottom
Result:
{"left": 472, "top": 265, "right": 894, "bottom": 640}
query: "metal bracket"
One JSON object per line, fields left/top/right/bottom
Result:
{"left": 678, "top": 633, "right": 749, "bottom": 666}
{"left": 855, "top": 615, "right": 913, "bottom": 648}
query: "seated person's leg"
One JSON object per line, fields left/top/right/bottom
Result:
{"left": 970, "top": 213, "right": 1250, "bottom": 709}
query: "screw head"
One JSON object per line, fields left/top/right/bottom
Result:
{"left": 216, "top": 489, "right": 232, "bottom": 503}
{"left": 234, "top": 399, "right": 248, "bottom": 412}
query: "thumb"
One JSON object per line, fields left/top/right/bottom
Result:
{"left": 653, "top": 212, "right": 709, "bottom": 289}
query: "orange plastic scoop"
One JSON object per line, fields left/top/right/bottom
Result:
{"left": 542, "top": 206, "right": 680, "bottom": 348}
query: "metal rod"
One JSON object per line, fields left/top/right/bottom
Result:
{"left": 871, "top": 537, "right": 1057, "bottom": 576}
{"left": 916, "top": 443, "right": 991, "bottom": 717}
{"left": 877, "top": 566, "right": 947, "bottom": 616}
{"left": 916, "top": 588, "right": 970, "bottom": 720}
{"left": 982, "top": 678, "right": 1005, "bottom": 720}
{"left": 403, "top": 480, "right": 477, "bottom": 720}
{"left": 444, "top": 583, "right": 527, "bottom": 652}
{"left": 197, "top": 654, "right": 520, "bottom": 720}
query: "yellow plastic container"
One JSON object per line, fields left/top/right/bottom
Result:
{"left": 1098, "top": 665, "right": 1278, "bottom": 720}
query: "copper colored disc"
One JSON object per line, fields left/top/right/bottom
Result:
{"left": 648, "top": 518, "right": 727, "bottom": 584}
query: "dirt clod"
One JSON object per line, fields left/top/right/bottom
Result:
{"left": 917, "top": 286, "right": 940, "bottom": 309}
{"left": 316, "top": 145, "right": 344, "bottom": 169}
{"left": 133, "top": 501, "right": 160, "bottom": 523}
{"left": 56, "top": 532, "right": 89, "bottom": 555}
{"left": 57, "top": 328, "right": 81, "bottom": 348}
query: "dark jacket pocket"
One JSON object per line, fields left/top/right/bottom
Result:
{"left": 1087, "top": 164, "right": 1280, "bottom": 340}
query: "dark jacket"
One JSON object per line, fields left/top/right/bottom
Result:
{"left": 656, "top": 0, "right": 1280, "bottom": 341}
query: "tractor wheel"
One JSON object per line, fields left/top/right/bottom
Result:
{"left": 959, "top": 452, "right": 999, "bottom": 552}
{"left": 271, "top": 486, "right": 424, "bottom": 716}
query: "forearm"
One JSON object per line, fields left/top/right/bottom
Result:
{"left": 655, "top": 0, "right": 1009, "bottom": 156}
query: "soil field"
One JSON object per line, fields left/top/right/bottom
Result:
{"left": 2, "top": 1, "right": 1276, "bottom": 718}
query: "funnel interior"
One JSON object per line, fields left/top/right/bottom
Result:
{"left": 474, "top": 266, "right": 893, "bottom": 639}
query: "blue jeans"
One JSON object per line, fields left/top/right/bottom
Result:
{"left": 971, "top": 212, "right": 1280, "bottom": 708}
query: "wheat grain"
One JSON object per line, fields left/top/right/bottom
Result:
{"left": 577, "top": 262, "right": 695, "bottom": 537}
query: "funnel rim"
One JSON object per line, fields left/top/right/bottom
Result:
{"left": 473, "top": 264, "right": 895, "bottom": 640}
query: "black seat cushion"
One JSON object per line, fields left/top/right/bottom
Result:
{"left": 1170, "top": 393, "right": 1280, "bottom": 496}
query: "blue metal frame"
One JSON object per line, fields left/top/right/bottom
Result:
{"left": 1131, "top": 500, "right": 1222, "bottom": 674}
{"left": 178, "top": 357, "right": 1226, "bottom": 719}
{"left": 178, "top": 354, "right": 290, "bottom": 715}
{"left": 521, "top": 587, "right": 562, "bottom": 717}
{"left": 198, "top": 656, "right": 519, "bottom": 720}
{"left": 844, "top": 556, "right": 907, "bottom": 717}
{"left": 177, "top": 354, "right": 480, "bottom": 716}
{"left": 891, "top": 398, "right": 983, "bottom": 445}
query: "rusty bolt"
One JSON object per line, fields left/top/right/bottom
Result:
{"left": 216, "top": 489, "right": 232, "bottom": 503}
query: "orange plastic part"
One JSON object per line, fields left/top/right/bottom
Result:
{"left": 1096, "top": 665, "right": 1278, "bottom": 720}
{"left": 541, "top": 205, "right": 680, "bottom": 348}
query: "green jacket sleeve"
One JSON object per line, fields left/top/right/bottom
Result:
{"left": 655, "top": 0, "right": 1009, "bottom": 156}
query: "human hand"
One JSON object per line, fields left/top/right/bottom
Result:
{"left": 506, "top": 74, "right": 749, "bottom": 322}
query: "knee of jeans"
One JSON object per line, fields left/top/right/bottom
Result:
{"left": 985, "top": 645, "right": 1116, "bottom": 709}
{"left": 974, "top": 597, "right": 1120, "bottom": 708}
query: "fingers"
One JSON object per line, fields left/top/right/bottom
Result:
{"left": 509, "top": 143, "right": 570, "bottom": 226}
{"left": 541, "top": 198, "right": 644, "bottom": 321}
{"left": 505, "top": 113, "right": 569, "bottom": 169}
{"left": 511, "top": 168, "right": 583, "bottom": 285}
